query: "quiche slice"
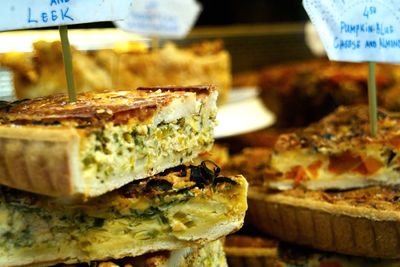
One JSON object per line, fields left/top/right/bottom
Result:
{"left": 0, "top": 162, "right": 247, "bottom": 267}
{"left": 224, "top": 147, "right": 400, "bottom": 259}
{"left": 0, "top": 86, "right": 217, "bottom": 198}
{"left": 61, "top": 239, "right": 227, "bottom": 267}
{"left": 269, "top": 105, "right": 400, "bottom": 190}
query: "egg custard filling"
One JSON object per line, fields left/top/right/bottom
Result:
{"left": 80, "top": 109, "right": 217, "bottom": 196}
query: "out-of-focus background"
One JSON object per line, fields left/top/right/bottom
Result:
{"left": 80, "top": 0, "right": 311, "bottom": 72}
{"left": 2, "top": 2, "right": 400, "bottom": 265}
{"left": 0, "top": 1, "right": 314, "bottom": 135}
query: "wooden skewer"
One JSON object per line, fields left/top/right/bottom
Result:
{"left": 368, "top": 62, "right": 378, "bottom": 137}
{"left": 59, "top": 25, "right": 77, "bottom": 103}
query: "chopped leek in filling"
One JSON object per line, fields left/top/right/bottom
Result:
{"left": 80, "top": 110, "right": 217, "bottom": 194}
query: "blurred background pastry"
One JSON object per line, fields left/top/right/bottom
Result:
{"left": 0, "top": 40, "right": 231, "bottom": 104}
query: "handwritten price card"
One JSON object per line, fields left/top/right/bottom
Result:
{"left": 0, "top": 0, "right": 132, "bottom": 31}
{"left": 303, "top": 0, "right": 400, "bottom": 63}
{"left": 115, "top": 0, "right": 202, "bottom": 38}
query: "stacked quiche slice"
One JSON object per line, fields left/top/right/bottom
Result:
{"left": 0, "top": 86, "right": 248, "bottom": 267}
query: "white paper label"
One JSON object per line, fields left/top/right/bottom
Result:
{"left": 115, "top": 0, "right": 202, "bottom": 38}
{"left": 305, "top": 22, "right": 326, "bottom": 57}
{"left": 303, "top": 0, "right": 400, "bottom": 63}
{"left": 0, "top": 0, "right": 132, "bottom": 31}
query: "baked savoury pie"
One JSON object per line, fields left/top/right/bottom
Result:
{"left": 0, "top": 162, "right": 247, "bottom": 267}
{"left": 0, "top": 86, "right": 217, "bottom": 198}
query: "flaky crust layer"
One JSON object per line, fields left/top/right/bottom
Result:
{"left": 248, "top": 188, "right": 400, "bottom": 259}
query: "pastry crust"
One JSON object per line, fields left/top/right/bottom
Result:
{"left": 224, "top": 235, "right": 277, "bottom": 257}
{"left": 0, "top": 86, "right": 218, "bottom": 198}
{"left": 0, "top": 126, "right": 80, "bottom": 196}
{"left": 247, "top": 187, "right": 400, "bottom": 259}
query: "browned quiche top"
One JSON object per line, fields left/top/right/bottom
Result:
{"left": 275, "top": 105, "right": 400, "bottom": 153}
{"left": 0, "top": 86, "right": 213, "bottom": 126}
{"left": 274, "top": 186, "right": 400, "bottom": 212}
